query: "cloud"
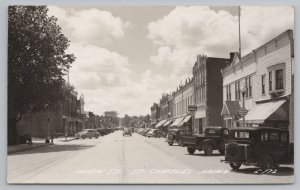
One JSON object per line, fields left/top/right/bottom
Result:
{"left": 48, "top": 6, "right": 129, "bottom": 45}
{"left": 68, "top": 43, "right": 131, "bottom": 90}
{"left": 147, "top": 6, "right": 294, "bottom": 78}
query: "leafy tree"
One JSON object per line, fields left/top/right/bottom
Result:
{"left": 8, "top": 6, "right": 75, "bottom": 145}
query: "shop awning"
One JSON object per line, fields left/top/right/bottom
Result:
{"left": 163, "top": 119, "right": 172, "bottom": 126}
{"left": 177, "top": 115, "right": 192, "bottom": 127}
{"left": 221, "top": 101, "right": 241, "bottom": 116}
{"left": 155, "top": 119, "right": 167, "bottom": 128}
{"left": 242, "top": 99, "right": 288, "bottom": 124}
{"left": 170, "top": 117, "right": 184, "bottom": 127}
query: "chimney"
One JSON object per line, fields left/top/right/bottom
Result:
{"left": 230, "top": 52, "right": 235, "bottom": 62}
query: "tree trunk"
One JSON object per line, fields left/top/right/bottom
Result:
{"left": 8, "top": 117, "right": 18, "bottom": 146}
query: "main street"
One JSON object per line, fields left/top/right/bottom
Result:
{"left": 7, "top": 131, "right": 293, "bottom": 184}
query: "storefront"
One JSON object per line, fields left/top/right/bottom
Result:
{"left": 154, "top": 119, "right": 167, "bottom": 129}
{"left": 221, "top": 101, "right": 242, "bottom": 129}
{"left": 194, "top": 109, "right": 206, "bottom": 134}
{"left": 178, "top": 114, "right": 192, "bottom": 132}
{"left": 170, "top": 116, "right": 184, "bottom": 129}
{"left": 242, "top": 98, "right": 289, "bottom": 128}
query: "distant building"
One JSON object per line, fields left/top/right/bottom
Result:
{"left": 104, "top": 111, "right": 118, "bottom": 117}
{"left": 150, "top": 103, "right": 160, "bottom": 127}
{"left": 170, "top": 77, "right": 194, "bottom": 131}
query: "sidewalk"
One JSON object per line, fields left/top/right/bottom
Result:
{"left": 7, "top": 137, "right": 76, "bottom": 154}
{"left": 8, "top": 142, "right": 49, "bottom": 155}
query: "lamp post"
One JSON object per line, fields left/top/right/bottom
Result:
{"left": 44, "top": 104, "right": 50, "bottom": 143}
{"left": 241, "top": 86, "right": 247, "bottom": 127}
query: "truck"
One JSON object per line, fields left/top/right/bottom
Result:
{"left": 181, "top": 126, "right": 229, "bottom": 155}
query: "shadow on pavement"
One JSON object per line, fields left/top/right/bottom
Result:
{"left": 231, "top": 166, "right": 294, "bottom": 176}
{"left": 185, "top": 153, "right": 223, "bottom": 157}
{"left": 9, "top": 144, "right": 95, "bottom": 156}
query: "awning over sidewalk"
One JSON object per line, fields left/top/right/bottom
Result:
{"left": 178, "top": 115, "right": 192, "bottom": 127}
{"left": 163, "top": 119, "right": 172, "bottom": 127}
{"left": 155, "top": 119, "right": 167, "bottom": 128}
{"left": 221, "top": 101, "right": 241, "bottom": 116}
{"left": 242, "top": 99, "right": 289, "bottom": 124}
{"left": 170, "top": 117, "right": 184, "bottom": 127}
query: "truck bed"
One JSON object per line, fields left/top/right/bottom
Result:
{"left": 182, "top": 134, "right": 204, "bottom": 147}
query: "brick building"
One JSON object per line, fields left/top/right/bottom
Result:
{"left": 193, "top": 55, "right": 231, "bottom": 134}
{"left": 150, "top": 103, "right": 160, "bottom": 127}
{"left": 170, "top": 77, "right": 194, "bottom": 131}
{"left": 17, "top": 83, "right": 85, "bottom": 138}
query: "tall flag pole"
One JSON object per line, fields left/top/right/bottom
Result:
{"left": 238, "top": 6, "right": 241, "bottom": 59}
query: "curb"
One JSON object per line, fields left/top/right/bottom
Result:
{"left": 7, "top": 143, "right": 51, "bottom": 155}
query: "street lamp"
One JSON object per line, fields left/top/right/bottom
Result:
{"left": 241, "top": 86, "right": 247, "bottom": 127}
{"left": 44, "top": 104, "right": 50, "bottom": 143}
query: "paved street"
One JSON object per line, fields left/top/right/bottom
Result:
{"left": 7, "top": 131, "right": 294, "bottom": 184}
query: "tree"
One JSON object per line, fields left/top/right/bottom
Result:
{"left": 8, "top": 6, "right": 75, "bottom": 145}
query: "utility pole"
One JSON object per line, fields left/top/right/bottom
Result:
{"left": 238, "top": 6, "right": 242, "bottom": 59}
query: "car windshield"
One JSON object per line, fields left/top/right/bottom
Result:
{"left": 234, "top": 131, "right": 250, "bottom": 139}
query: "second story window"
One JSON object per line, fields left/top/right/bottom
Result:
{"left": 235, "top": 81, "right": 240, "bottom": 100}
{"left": 275, "top": 69, "right": 284, "bottom": 90}
{"left": 249, "top": 76, "right": 252, "bottom": 97}
{"left": 262, "top": 75, "right": 266, "bottom": 95}
{"left": 269, "top": 71, "right": 273, "bottom": 91}
{"left": 226, "top": 85, "right": 231, "bottom": 101}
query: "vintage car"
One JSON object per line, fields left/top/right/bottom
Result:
{"left": 181, "top": 127, "right": 229, "bottom": 155}
{"left": 146, "top": 129, "right": 167, "bottom": 138}
{"left": 123, "top": 128, "right": 132, "bottom": 136}
{"left": 222, "top": 127, "right": 292, "bottom": 170}
{"left": 141, "top": 128, "right": 151, "bottom": 136}
{"left": 166, "top": 129, "right": 191, "bottom": 146}
{"left": 75, "top": 129, "right": 100, "bottom": 139}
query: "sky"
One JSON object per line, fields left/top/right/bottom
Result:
{"left": 47, "top": 6, "right": 294, "bottom": 117}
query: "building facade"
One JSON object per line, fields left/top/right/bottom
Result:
{"left": 193, "top": 55, "right": 231, "bottom": 134}
{"left": 170, "top": 78, "right": 194, "bottom": 131}
{"left": 221, "top": 30, "right": 294, "bottom": 142}
{"left": 150, "top": 103, "right": 160, "bottom": 127}
{"left": 17, "top": 83, "right": 85, "bottom": 138}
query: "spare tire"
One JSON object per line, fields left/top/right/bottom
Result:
{"left": 226, "top": 142, "right": 241, "bottom": 162}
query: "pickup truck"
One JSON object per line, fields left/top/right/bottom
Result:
{"left": 182, "top": 127, "right": 229, "bottom": 155}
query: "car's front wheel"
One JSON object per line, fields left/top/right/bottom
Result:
{"left": 168, "top": 142, "right": 174, "bottom": 146}
{"left": 218, "top": 149, "right": 225, "bottom": 155}
{"left": 187, "top": 147, "right": 196, "bottom": 155}
{"left": 230, "top": 162, "right": 241, "bottom": 170}
{"left": 204, "top": 144, "right": 213, "bottom": 155}
{"left": 260, "top": 155, "right": 275, "bottom": 170}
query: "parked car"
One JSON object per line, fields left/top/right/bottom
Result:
{"left": 75, "top": 129, "right": 100, "bottom": 139}
{"left": 142, "top": 128, "right": 151, "bottom": 136}
{"left": 146, "top": 129, "right": 167, "bottom": 138}
{"left": 96, "top": 128, "right": 106, "bottom": 136}
{"left": 166, "top": 129, "right": 191, "bottom": 146}
{"left": 181, "top": 127, "right": 229, "bottom": 155}
{"left": 222, "top": 127, "right": 292, "bottom": 170}
{"left": 146, "top": 129, "right": 156, "bottom": 137}
{"left": 123, "top": 128, "right": 132, "bottom": 136}
{"left": 137, "top": 128, "right": 145, "bottom": 134}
